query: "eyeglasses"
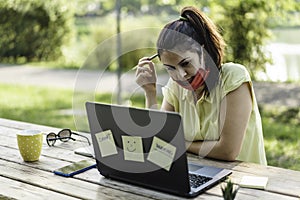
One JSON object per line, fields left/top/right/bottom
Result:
{"left": 46, "top": 129, "right": 91, "bottom": 146}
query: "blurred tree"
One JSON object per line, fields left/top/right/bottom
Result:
{"left": 266, "top": 0, "right": 300, "bottom": 28}
{"left": 0, "top": 0, "right": 74, "bottom": 62}
{"left": 121, "top": 0, "right": 142, "bottom": 15}
{"left": 218, "top": 0, "right": 272, "bottom": 79}
{"left": 74, "top": 0, "right": 102, "bottom": 16}
{"left": 84, "top": 0, "right": 299, "bottom": 79}
{"left": 99, "top": 0, "right": 300, "bottom": 79}
{"left": 205, "top": 0, "right": 300, "bottom": 80}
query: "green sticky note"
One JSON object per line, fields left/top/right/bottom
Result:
{"left": 147, "top": 136, "right": 176, "bottom": 171}
{"left": 122, "top": 136, "right": 144, "bottom": 162}
{"left": 95, "top": 130, "right": 118, "bottom": 157}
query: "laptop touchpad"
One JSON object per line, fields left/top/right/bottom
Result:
{"left": 188, "top": 163, "right": 204, "bottom": 172}
{"left": 196, "top": 167, "right": 223, "bottom": 177}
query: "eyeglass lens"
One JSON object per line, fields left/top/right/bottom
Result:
{"left": 58, "top": 129, "right": 72, "bottom": 142}
{"left": 46, "top": 132, "right": 57, "bottom": 146}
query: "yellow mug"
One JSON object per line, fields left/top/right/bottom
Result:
{"left": 17, "top": 130, "right": 43, "bottom": 162}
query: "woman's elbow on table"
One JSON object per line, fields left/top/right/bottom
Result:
{"left": 216, "top": 140, "right": 242, "bottom": 161}
{"left": 202, "top": 137, "right": 241, "bottom": 162}
{"left": 220, "top": 149, "right": 239, "bottom": 161}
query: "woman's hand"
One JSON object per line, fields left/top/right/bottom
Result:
{"left": 135, "top": 57, "right": 157, "bottom": 94}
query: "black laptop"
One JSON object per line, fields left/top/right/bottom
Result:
{"left": 85, "top": 102, "right": 231, "bottom": 198}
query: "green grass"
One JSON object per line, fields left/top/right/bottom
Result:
{"left": 260, "top": 107, "right": 300, "bottom": 170}
{"left": 0, "top": 83, "right": 299, "bottom": 171}
{"left": 0, "top": 84, "right": 147, "bottom": 131}
{"left": 0, "top": 84, "right": 76, "bottom": 129}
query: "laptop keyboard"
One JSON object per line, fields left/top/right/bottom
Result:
{"left": 189, "top": 173, "right": 212, "bottom": 188}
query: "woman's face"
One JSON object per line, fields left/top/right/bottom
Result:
{"left": 160, "top": 50, "right": 203, "bottom": 86}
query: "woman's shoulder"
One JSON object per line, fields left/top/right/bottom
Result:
{"left": 221, "top": 62, "right": 251, "bottom": 81}
{"left": 220, "top": 62, "right": 251, "bottom": 94}
{"left": 222, "top": 62, "right": 249, "bottom": 75}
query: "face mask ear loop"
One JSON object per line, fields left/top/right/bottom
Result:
{"left": 200, "top": 45, "right": 205, "bottom": 70}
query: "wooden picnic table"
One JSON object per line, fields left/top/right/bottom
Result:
{"left": 0, "top": 117, "right": 299, "bottom": 200}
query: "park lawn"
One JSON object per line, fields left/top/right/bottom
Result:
{"left": 263, "top": 116, "right": 300, "bottom": 171}
{"left": 0, "top": 84, "right": 145, "bottom": 130}
{"left": 0, "top": 84, "right": 76, "bottom": 129}
{"left": 0, "top": 83, "right": 299, "bottom": 171}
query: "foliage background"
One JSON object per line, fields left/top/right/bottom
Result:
{"left": 1, "top": 0, "right": 300, "bottom": 78}
{"left": 0, "top": 0, "right": 74, "bottom": 63}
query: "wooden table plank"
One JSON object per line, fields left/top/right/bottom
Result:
{"left": 0, "top": 122, "right": 219, "bottom": 199}
{"left": 0, "top": 176, "right": 80, "bottom": 200}
{"left": 0, "top": 146, "right": 219, "bottom": 200}
{"left": 0, "top": 124, "right": 92, "bottom": 163}
{"left": 78, "top": 166, "right": 299, "bottom": 200}
{"left": 1, "top": 118, "right": 300, "bottom": 200}
{"left": 0, "top": 119, "right": 91, "bottom": 148}
{"left": 188, "top": 154, "right": 300, "bottom": 198}
{"left": 0, "top": 118, "right": 62, "bottom": 133}
{"left": 0, "top": 159, "right": 155, "bottom": 200}
{"left": 206, "top": 184, "right": 299, "bottom": 200}
{"left": 76, "top": 168, "right": 222, "bottom": 200}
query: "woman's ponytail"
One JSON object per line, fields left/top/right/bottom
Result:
{"left": 181, "top": 6, "right": 225, "bottom": 67}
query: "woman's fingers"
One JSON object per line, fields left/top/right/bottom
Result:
{"left": 135, "top": 59, "right": 157, "bottom": 90}
{"left": 136, "top": 60, "right": 155, "bottom": 76}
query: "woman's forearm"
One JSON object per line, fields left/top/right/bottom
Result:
{"left": 186, "top": 140, "right": 237, "bottom": 161}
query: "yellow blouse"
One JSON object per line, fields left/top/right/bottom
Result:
{"left": 162, "top": 62, "right": 267, "bottom": 165}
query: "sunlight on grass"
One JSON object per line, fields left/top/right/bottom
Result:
{"left": 0, "top": 84, "right": 148, "bottom": 130}
{"left": 0, "top": 84, "right": 75, "bottom": 129}
{"left": 265, "top": 139, "right": 300, "bottom": 170}
{"left": 261, "top": 110, "right": 300, "bottom": 170}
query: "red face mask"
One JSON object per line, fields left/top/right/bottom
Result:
{"left": 175, "top": 68, "right": 210, "bottom": 91}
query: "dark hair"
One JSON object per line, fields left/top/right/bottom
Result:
{"left": 157, "top": 6, "right": 226, "bottom": 93}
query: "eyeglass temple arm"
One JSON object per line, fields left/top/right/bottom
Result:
{"left": 72, "top": 132, "right": 91, "bottom": 145}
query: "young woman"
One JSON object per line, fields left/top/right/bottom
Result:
{"left": 135, "top": 6, "right": 267, "bottom": 165}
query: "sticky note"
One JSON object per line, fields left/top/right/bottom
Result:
{"left": 122, "top": 136, "right": 144, "bottom": 162}
{"left": 240, "top": 176, "right": 268, "bottom": 189}
{"left": 95, "top": 130, "right": 118, "bottom": 157}
{"left": 147, "top": 136, "right": 176, "bottom": 171}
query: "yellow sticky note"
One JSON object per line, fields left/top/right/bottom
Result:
{"left": 122, "top": 136, "right": 144, "bottom": 162}
{"left": 147, "top": 136, "right": 176, "bottom": 171}
{"left": 95, "top": 130, "right": 118, "bottom": 157}
{"left": 240, "top": 176, "right": 268, "bottom": 189}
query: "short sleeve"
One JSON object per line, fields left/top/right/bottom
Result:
{"left": 161, "top": 78, "right": 179, "bottom": 107}
{"left": 221, "top": 63, "right": 252, "bottom": 98}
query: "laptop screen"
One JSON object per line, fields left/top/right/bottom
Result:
{"left": 86, "top": 102, "right": 191, "bottom": 194}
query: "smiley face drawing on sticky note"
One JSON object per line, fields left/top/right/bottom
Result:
{"left": 147, "top": 136, "right": 176, "bottom": 171}
{"left": 122, "top": 136, "right": 144, "bottom": 162}
{"left": 95, "top": 130, "right": 118, "bottom": 157}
